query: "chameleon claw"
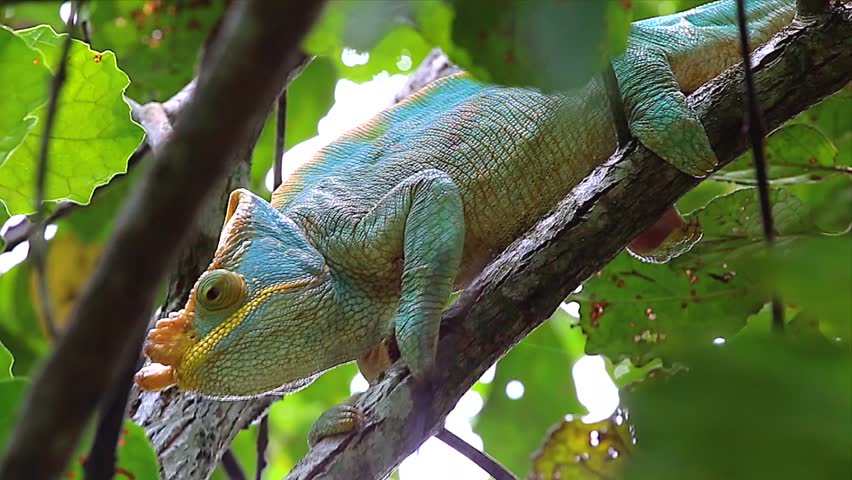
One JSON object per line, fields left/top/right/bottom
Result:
{"left": 134, "top": 363, "right": 176, "bottom": 392}
{"left": 307, "top": 403, "right": 366, "bottom": 447}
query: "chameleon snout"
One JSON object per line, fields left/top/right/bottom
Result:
{"left": 135, "top": 309, "right": 197, "bottom": 392}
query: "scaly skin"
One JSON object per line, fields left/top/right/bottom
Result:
{"left": 136, "top": 0, "right": 796, "bottom": 442}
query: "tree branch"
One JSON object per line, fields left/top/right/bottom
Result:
{"left": 0, "top": 2, "right": 325, "bottom": 479}
{"left": 285, "top": 5, "right": 852, "bottom": 479}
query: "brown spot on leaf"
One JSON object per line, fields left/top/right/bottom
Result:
{"left": 644, "top": 307, "right": 656, "bottom": 321}
{"left": 505, "top": 49, "right": 515, "bottom": 64}
{"left": 92, "top": 54, "right": 103, "bottom": 63}
{"left": 32, "top": 58, "right": 40, "bottom": 65}
{"left": 617, "top": 279, "right": 625, "bottom": 288}
{"left": 590, "top": 301, "right": 609, "bottom": 321}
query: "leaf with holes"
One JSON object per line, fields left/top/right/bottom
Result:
{"left": 577, "top": 188, "right": 817, "bottom": 365}
{"left": 530, "top": 409, "right": 633, "bottom": 480}
{"left": 0, "top": 25, "right": 144, "bottom": 217}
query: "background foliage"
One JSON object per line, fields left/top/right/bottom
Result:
{"left": 0, "top": 1, "right": 848, "bottom": 479}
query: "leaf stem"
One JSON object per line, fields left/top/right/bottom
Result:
{"left": 736, "top": 0, "right": 785, "bottom": 332}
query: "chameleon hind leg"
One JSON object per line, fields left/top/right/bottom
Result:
{"left": 308, "top": 170, "right": 464, "bottom": 445}
{"left": 614, "top": 43, "right": 718, "bottom": 177}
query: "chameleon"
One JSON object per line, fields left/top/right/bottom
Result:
{"left": 135, "top": 0, "right": 796, "bottom": 444}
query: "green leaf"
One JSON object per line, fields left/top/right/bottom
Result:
{"left": 748, "top": 234, "right": 852, "bottom": 342}
{"left": 0, "top": 25, "right": 144, "bottom": 217}
{"left": 87, "top": 0, "right": 225, "bottom": 102}
{"left": 116, "top": 421, "right": 161, "bottom": 480}
{"left": 578, "top": 189, "right": 816, "bottom": 365}
{"left": 0, "top": 262, "right": 48, "bottom": 377}
{"left": 476, "top": 315, "right": 585, "bottom": 476}
{"left": 2, "top": 3, "right": 67, "bottom": 31}
{"left": 530, "top": 409, "right": 632, "bottom": 480}
{"left": 0, "top": 339, "right": 12, "bottom": 380}
{"left": 0, "top": 26, "right": 50, "bottom": 168}
{"left": 623, "top": 337, "right": 851, "bottom": 480}
{"left": 450, "top": 0, "right": 631, "bottom": 91}
{"left": 716, "top": 124, "right": 841, "bottom": 185}
{"left": 0, "top": 378, "right": 29, "bottom": 455}
{"left": 791, "top": 86, "right": 852, "bottom": 161}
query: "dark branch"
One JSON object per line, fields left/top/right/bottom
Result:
{"left": 83, "top": 354, "right": 143, "bottom": 480}
{"left": 285, "top": 5, "right": 852, "bottom": 478}
{"left": 255, "top": 414, "right": 269, "bottom": 480}
{"left": 274, "top": 90, "right": 287, "bottom": 190}
{"left": 0, "top": 2, "right": 326, "bottom": 479}
{"left": 221, "top": 450, "right": 248, "bottom": 480}
{"left": 736, "top": 0, "right": 785, "bottom": 332}
{"left": 436, "top": 428, "right": 518, "bottom": 480}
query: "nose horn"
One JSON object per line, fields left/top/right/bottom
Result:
{"left": 143, "top": 309, "right": 196, "bottom": 367}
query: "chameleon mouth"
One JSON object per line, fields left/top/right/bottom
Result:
{"left": 135, "top": 309, "right": 197, "bottom": 392}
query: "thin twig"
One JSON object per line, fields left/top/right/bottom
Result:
{"left": 601, "top": 63, "right": 631, "bottom": 148}
{"left": 274, "top": 90, "right": 287, "bottom": 189}
{"left": 255, "top": 414, "right": 269, "bottom": 480}
{"left": 435, "top": 428, "right": 518, "bottom": 480}
{"left": 735, "top": 0, "right": 785, "bottom": 332}
{"left": 30, "top": 0, "right": 83, "bottom": 340}
{"left": 221, "top": 450, "right": 248, "bottom": 480}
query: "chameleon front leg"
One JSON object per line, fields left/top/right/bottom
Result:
{"left": 354, "top": 168, "right": 465, "bottom": 381}
{"left": 309, "top": 169, "right": 464, "bottom": 445}
{"left": 614, "top": 44, "right": 718, "bottom": 177}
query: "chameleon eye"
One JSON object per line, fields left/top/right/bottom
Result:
{"left": 197, "top": 269, "right": 245, "bottom": 311}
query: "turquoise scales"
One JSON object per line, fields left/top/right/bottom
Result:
{"left": 136, "top": 0, "right": 797, "bottom": 443}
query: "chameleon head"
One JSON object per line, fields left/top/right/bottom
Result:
{"left": 135, "top": 188, "right": 334, "bottom": 398}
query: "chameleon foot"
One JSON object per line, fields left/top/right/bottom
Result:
{"left": 308, "top": 402, "right": 366, "bottom": 447}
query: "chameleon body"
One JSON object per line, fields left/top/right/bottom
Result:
{"left": 137, "top": 0, "right": 795, "bottom": 441}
